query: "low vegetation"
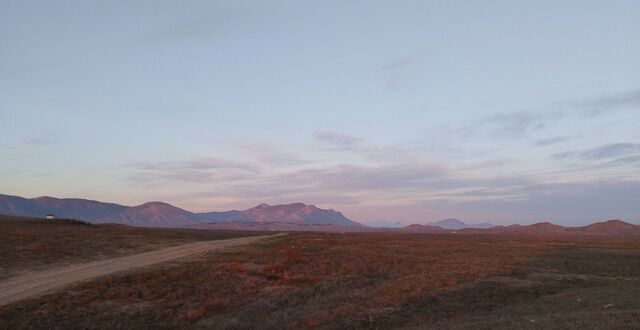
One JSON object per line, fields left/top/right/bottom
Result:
{"left": 0, "top": 215, "right": 260, "bottom": 279}
{"left": 2, "top": 222, "right": 640, "bottom": 329}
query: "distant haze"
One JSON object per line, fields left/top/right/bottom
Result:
{"left": 1, "top": 1, "right": 640, "bottom": 226}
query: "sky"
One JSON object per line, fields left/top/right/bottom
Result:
{"left": 1, "top": 1, "right": 640, "bottom": 226}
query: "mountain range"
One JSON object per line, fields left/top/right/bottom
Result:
{"left": 401, "top": 219, "right": 640, "bottom": 236}
{"left": 0, "top": 194, "right": 360, "bottom": 228}
{"left": 1, "top": 193, "right": 638, "bottom": 235}
{"left": 427, "top": 218, "right": 494, "bottom": 230}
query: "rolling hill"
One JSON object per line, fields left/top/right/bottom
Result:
{"left": 446, "top": 219, "right": 640, "bottom": 236}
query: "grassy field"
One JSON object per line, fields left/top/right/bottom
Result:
{"left": 0, "top": 215, "right": 261, "bottom": 280}
{"left": 2, "top": 229, "right": 640, "bottom": 329}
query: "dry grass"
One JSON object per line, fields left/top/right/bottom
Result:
{"left": 0, "top": 215, "right": 261, "bottom": 279}
{"left": 2, "top": 229, "right": 640, "bottom": 329}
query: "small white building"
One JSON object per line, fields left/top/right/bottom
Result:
{"left": 45, "top": 214, "right": 55, "bottom": 220}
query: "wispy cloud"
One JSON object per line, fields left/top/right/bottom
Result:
{"left": 134, "top": 157, "right": 255, "bottom": 171}
{"left": 313, "top": 131, "right": 362, "bottom": 150}
{"left": 458, "top": 110, "right": 565, "bottom": 139}
{"left": 129, "top": 157, "right": 256, "bottom": 186}
{"left": 236, "top": 143, "right": 309, "bottom": 166}
{"left": 184, "top": 160, "right": 533, "bottom": 206}
{"left": 169, "top": 156, "right": 640, "bottom": 224}
{"left": 129, "top": 143, "right": 310, "bottom": 187}
{"left": 534, "top": 136, "right": 570, "bottom": 146}
{"left": 377, "top": 51, "right": 428, "bottom": 91}
{"left": 579, "top": 143, "right": 640, "bottom": 160}
{"left": 551, "top": 143, "right": 640, "bottom": 161}
{"left": 603, "top": 155, "right": 640, "bottom": 167}
{"left": 22, "top": 136, "right": 57, "bottom": 146}
{"left": 144, "top": 13, "right": 239, "bottom": 42}
{"left": 451, "top": 88, "right": 639, "bottom": 141}
{"left": 378, "top": 51, "right": 428, "bottom": 72}
{"left": 580, "top": 88, "right": 640, "bottom": 116}
{"left": 142, "top": 4, "right": 264, "bottom": 44}
{"left": 283, "top": 163, "right": 447, "bottom": 192}
{"left": 123, "top": 140, "right": 640, "bottom": 224}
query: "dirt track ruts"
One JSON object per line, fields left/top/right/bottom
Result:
{"left": 0, "top": 233, "right": 286, "bottom": 307}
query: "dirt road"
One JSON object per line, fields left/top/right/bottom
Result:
{"left": 0, "top": 233, "right": 286, "bottom": 307}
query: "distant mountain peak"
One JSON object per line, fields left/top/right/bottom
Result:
{"left": 200, "top": 202, "right": 361, "bottom": 227}
{"left": 581, "top": 219, "right": 637, "bottom": 234}
{"left": 433, "top": 218, "right": 466, "bottom": 229}
{"left": 137, "top": 201, "right": 172, "bottom": 207}
{"left": 251, "top": 202, "right": 321, "bottom": 212}
{"left": 530, "top": 221, "right": 557, "bottom": 227}
{"left": 600, "top": 219, "right": 627, "bottom": 225}
{"left": 429, "top": 218, "right": 495, "bottom": 230}
{"left": 132, "top": 202, "right": 189, "bottom": 214}
{"left": 33, "top": 196, "right": 57, "bottom": 201}
{"left": 286, "top": 202, "right": 308, "bottom": 209}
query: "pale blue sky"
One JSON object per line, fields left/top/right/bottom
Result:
{"left": 2, "top": 1, "right": 640, "bottom": 225}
